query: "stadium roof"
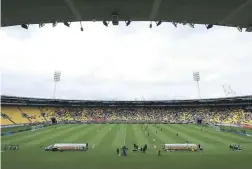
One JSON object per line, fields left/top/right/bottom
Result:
{"left": 1, "top": 0, "right": 252, "bottom": 29}
{"left": 1, "top": 95, "right": 252, "bottom": 107}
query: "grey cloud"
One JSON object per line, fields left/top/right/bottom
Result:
{"left": 0, "top": 23, "right": 252, "bottom": 100}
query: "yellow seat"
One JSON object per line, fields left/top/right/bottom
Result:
{"left": 1, "top": 106, "right": 30, "bottom": 124}
{"left": 1, "top": 117, "right": 13, "bottom": 125}
{"left": 19, "top": 107, "right": 44, "bottom": 123}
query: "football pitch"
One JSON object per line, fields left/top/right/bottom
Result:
{"left": 1, "top": 124, "right": 252, "bottom": 169}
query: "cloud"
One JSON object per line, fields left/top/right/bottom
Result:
{"left": 0, "top": 22, "right": 252, "bottom": 100}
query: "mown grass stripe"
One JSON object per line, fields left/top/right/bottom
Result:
{"left": 125, "top": 124, "right": 136, "bottom": 147}
{"left": 191, "top": 125, "right": 252, "bottom": 143}
{"left": 167, "top": 125, "right": 219, "bottom": 150}
{"left": 59, "top": 124, "right": 95, "bottom": 142}
{"left": 175, "top": 125, "right": 227, "bottom": 144}
{"left": 97, "top": 124, "right": 118, "bottom": 149}
{"left": 112, "top": 124, "right": 125, "bottom": 148}
{"left": 146, "top": 124, "right": 167, "bottom": 149}
{"left": 89, "top": 124, "right": 113, "bottom": 148}
{"left": 22, "top": 125, "right": 83, "bottom": 147}
{"left": 159, "top": 124, "right": 186, "bottom": 143}
{"left": 1, "top": 125, "right": 69, "bottom": 144}
{"left": 134, "top": 124, "right": 155, "bottom": 151}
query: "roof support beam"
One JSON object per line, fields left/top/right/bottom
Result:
{"left": 220, "top": 0, "right": 252, "bottom": 25}
{"left": 64, "top": 0, "right": 82, "bottom": 21}
{"left": 149, "top": 0, "right": 163, "bottom": 21}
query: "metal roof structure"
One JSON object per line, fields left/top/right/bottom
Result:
{"left": 1, "top": 95, "right": 252, "bottom": 107}
{"left": 1, "top": 0, "right": 252, "bottom": 30}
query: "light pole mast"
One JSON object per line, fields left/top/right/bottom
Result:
{"left": 222, "top": 85, "right": 228, "bottom": 97}
{"left": 53, "top": 71, "right": 61, "bottom": 99}
{"left": 193, "top": 72, "right": 201, "bottom": 99}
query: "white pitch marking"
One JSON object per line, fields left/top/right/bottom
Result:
{"left": 92, "top": 144, "right": 96, "bottom": 148}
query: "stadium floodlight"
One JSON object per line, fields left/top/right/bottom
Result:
{"left": 112, "top": 13, "right": 119, "bottom": 25}
{"left": 39, "top": 23, "right": 45, "bottom": 28}
{"left": 80, "top": 21, "right": 83, "bottom": 31}
{"left": 21, "top": 24, "right": 29, "bottom": 29}
{"left": 149, "top": 22, "right": 152, "bottom": 29}
{"left": 156, "top": 20, "right": 162, "bottom": 26}
{"left": 64, "top": 22, "right": 71, "bottom": 27}
{"left": 52, "top": 21, "right": 58, "bottom": 27}
{"left": 53, "top": 71, "right": 61, "bottom": 99}
{"left": 172, "top": 22, "right": 177, "bottom": 27}
{"left": 245, "top": 25, "right": 252, "bottom": 32}
{"left": 125, "top": 20, "right": 131, "bottom": 26}
{"left": 193, "top": 72, "right": 201, "bottom": 99}
{"left": 188, "top": 23, "right": 194, "bottom": 28}
{"left": 237, "top": 26, "right": 242, "bottom": 32}
{"left": 206, "top": 24, "right": 213, "bottom": 29}
{"left": 103, "top": 20, "right": 108, "bottom": 27}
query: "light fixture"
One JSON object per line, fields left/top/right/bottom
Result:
{"left": 52, "top": 21, "right": 58, "bottom": 27}
{"left": 172, "top": 22, "right": 177, "bottom": 27}
{"left": 39, "top": 23, "right": 45, "bottom": 28}
{"left": 245, "top": 25, "right": 252, "bottom": 32}
{"left": 206, "top": 24, "right": 213, "bottom": 29}
{"left": 103, "top": 20, "right": 108, "bottom": 27}
{"left": 21, "top": 24, "right": 28, "bottom": 29}
{"left": 80, "top": 21, "right": 83, "bottom": 31}
{"left": 237, "top": 26, "right": 242, "bottom": 32}
{"left": 156, "top": 20, "right": 162, "bottom": 26}
{"left": 126, "top": 20, "right": 131, "bottom": 26}
{"left": 112, "top": 13, "right": 119, "bottom": 25}
{"left": 149, "top": 21, "right": 152, "bottom": 29}
{"left": 64, "top": 22, "right": 71, "bottom": 27}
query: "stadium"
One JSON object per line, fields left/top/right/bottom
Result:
{"left": 1, "top": 0, "right": 252, "bottom": 169}
{"left": 1, "top": 95, "right": 252, "bottom": 169}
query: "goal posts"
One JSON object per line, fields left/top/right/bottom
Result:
{"left": 31, "top": 125, "right": 44, "bottom": 131}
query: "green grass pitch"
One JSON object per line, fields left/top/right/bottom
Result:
{"left": 1, "top": 126, "right": 32, "bottom": 133}
{"left": 1, "top": 124, "right": 252, "bottom": 169}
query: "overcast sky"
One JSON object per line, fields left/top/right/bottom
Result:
{"left": 0, "top": 22, "right": 252, "bottom": 100}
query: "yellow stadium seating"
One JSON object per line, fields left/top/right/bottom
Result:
{"left": 1, "top": 117, "right": 13, "bottom": 125}
{"left": 1, "top": 105, "right": 251, "bottom": 125}
{"left": 40, "top": 107, "right": 59, "bottom": 121}
{"left": 19, "top": 107, "right": 45, "bottom": 123}
{"left": 1, "top": 107, "right": 29, "bottom": 124}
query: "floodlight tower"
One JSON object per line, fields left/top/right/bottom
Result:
{"left": 228, "top": 86, "right": 236, "bottom": 97}
{"left": 142, "top": 95, "right": 145, "bottom": 101}
{"left": 193, "top": 72, "right": 201, "bottom": 99}
{"left": 222, "top": 85, "right": 228, "bottom": 97}
{"left": 53, "top": 71, "right": 61, "bottom": 99}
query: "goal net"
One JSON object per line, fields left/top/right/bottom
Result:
{"left": 31, "top": 125, "right": 44, "bottom": 131}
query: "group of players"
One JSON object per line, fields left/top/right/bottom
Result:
{"left": 229, "top": 144, "right": 242, "bottom": 151}
{"left": 3, "top": 144, "right": 19, "bottom": 151}
{"left": 118, "top": 124, "right": 241, "bottom": 157}
{"left": 132, "top": 143, "right": 148, "bottom": 153}
{"left": 116, "top": 144, "right": 151, "bottom": 156}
